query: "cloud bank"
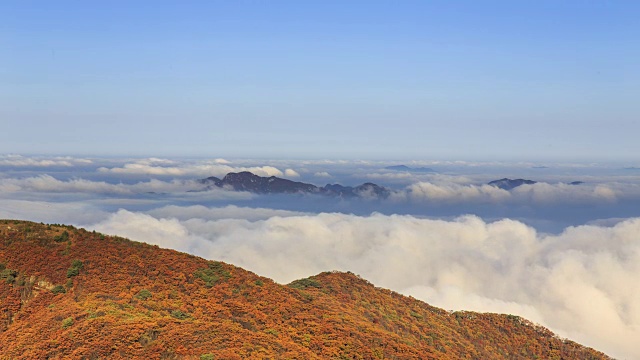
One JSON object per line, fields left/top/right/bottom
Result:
{"left": 0, "top": 155, "right": 93, "bottom": 167}
{"left": 0, "top": 175, "right": 188, "bottom": 195}
{"left": 395, "top": 181, "right": 622, "bottom": 205}
{"left": 284, "top": 169, "right": 300, "bottom": 178}
{"left": 97, "top": 159, "right": 284, "bottom": 177}
{"left": 314, "top": 171, "right": 332, "bottom": 178}
{"left": 90, "top": 210, "right": 640, "bottom": 359}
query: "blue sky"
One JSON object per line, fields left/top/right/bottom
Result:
{"left": 2, "top": 1, "right": 639, "bottom": 160}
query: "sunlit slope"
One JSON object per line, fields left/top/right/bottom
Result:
{"left": 0, "top": 220, "right": 611, "bottom": 359}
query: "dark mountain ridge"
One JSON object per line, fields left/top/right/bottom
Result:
{"left": 200, "top": 171, "right": 391, "bottom": 198}
{"left": 488, "top": 178, "right": 585, "bottom": 190}
{"left": 488, "top": 178, "right": 537, "bottom": 190}
{"left": 201, "top": 171, "right": 320, "bottom": 194}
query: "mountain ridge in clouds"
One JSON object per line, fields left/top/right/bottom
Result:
{"left": 487, "top": 178, "right": 586, "bottom": 191}
{"left": 199, "top": 171, "right": 391, "bottom": 198}
{"left": 0, "top": 220, "right": 612, "bottom": 359}
{"left": 487, "top": 178, "right": 538, "bottom": 190}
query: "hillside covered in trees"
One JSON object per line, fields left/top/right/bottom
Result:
{"left": 0, "top": 220, "right": 611, "bottom": 359}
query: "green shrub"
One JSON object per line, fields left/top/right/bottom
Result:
{"left": 195, "top": 261, "right": 231, "bottom": 288}
{"left": 67, "top": 260, "right": 83, "bottom": 278}
{"left": 51, "top": 285, "right": 66, "bottom": 294}
{"left": 1, "top": 268, "right": 18, "bottom": 284}
{"left": 54, "top": 231, "right": 69, "bottom": 242}
{"left": 288, "top": 277, "right": 321, "bottom": 290}
{"left": 61, "top": 317, "right": 74, "bottom": 329}
{"left": 66, "top": 267, "right": 79, "bottom": 278}
{"left": 200, "top": 354, "right": 215, "bottom": 360}
{"left": 170, "top": 310, "right": 190, "bottom": 320}
{"left": 136, "top": 289, "right": 152, "bottom": 300}
{"left": 195, "top": 270, "right": 219, "bottom": 288}
{"left": 60, "top": 242, "right": 71, "bottom": 255}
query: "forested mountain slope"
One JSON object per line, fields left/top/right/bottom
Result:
{"left": 0, "top": 220, "right": 611, "bottom": 359}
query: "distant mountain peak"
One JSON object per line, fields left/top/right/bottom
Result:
{"left": 488, "top": 178, "right": 537, "bottom": 190}
{"left": 488, "top": 178, "right": 584, "bottom": 190}
{"left": 213, "top": 171, "right": 320, "bottom": 194}
{"left": 200, "top": 172, "right": 390, "bottom": 199}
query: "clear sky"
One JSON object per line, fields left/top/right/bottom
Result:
{"left": 2, "top": 1, "right": 639, "bottom": 160}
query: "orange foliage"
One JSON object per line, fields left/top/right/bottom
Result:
{"left": 0, "top": 220, "right": 611, "bottom": 359}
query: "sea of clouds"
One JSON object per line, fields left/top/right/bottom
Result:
{"left": 89, "top": 209, "right": 640, "bottom": 359}
{"left": 1, "top": 155, "right": 640, "bottom": 359}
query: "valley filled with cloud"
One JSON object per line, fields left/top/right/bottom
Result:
{"left": 1, "top": 155, "right": 640, "bottom": 358}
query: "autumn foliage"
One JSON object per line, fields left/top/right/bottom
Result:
{"left": 0, "top": 220, "right": 611, "bottom": 359}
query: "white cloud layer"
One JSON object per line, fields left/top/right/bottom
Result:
{"left": 314, "top": 171, "right": 332, "bottom": 178}
{"left": 0, "top": 155, "right": 93, "bottom": 167}
{"left": 97, "top": 159, "right": 284, "bottom": 177}
{"left": 395, "top": 181, "right": 623, "bottom": 205}
{"left": 90, "top": 210, "right": 640, "bottom": 359}
{"left": 399, "top": 182, "right": 511, "bottom": 203}
{"left": 284, "top": 169, "right": 300, "bottom": 178}
{"left": 0, "top": 175, "right": 249, "bottom": 200}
